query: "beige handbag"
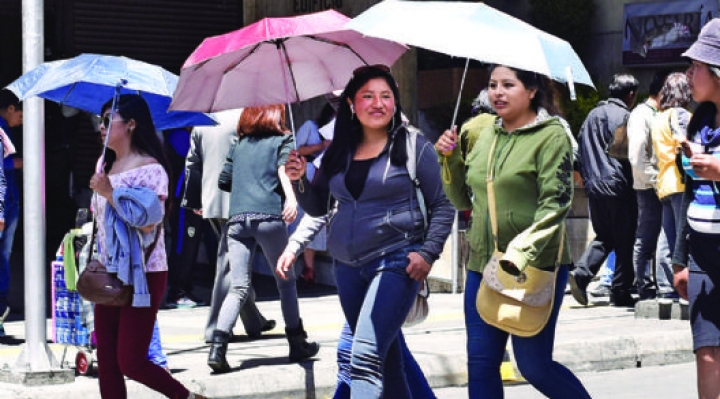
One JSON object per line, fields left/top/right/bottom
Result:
{"left": 476, "top": 135, "right": 564, "bottom": 337}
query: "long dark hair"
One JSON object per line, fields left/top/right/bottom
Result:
{"left": 101, "top": 94, "right": 173, "bottom": 218}
{"left": 488, "top": 64, "right": 557, "bottom": 114}
{"left": 321, "top": 65, "right": 407, "bottom": 178}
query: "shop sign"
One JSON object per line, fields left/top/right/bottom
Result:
{"left": 623, "top": 0, "right": 718, "bottom": 66}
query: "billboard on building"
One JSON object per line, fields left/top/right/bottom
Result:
{"left": 623, "top": 0, "right": 718, "bottom": 66}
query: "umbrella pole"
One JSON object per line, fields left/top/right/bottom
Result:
{"left": 450, "top": 58, "right": 470, "bottom": 130}
{"left": 287, "top": 102, "right": 297, "bottom": 146}
{"left": 98, "top": 84, "right": 124, "bottom": 173}
{"left": 447, "top": 58, "right": 469, "bottom": 291}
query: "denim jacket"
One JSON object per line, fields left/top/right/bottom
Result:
{"left": 295, "top": 131, "right": 454, "bottom": 266}
{"left": 103, "top": 187, "right": 163, "bottom": 307}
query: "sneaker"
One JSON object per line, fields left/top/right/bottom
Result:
{"left": 185, "top": 293, "right": 207, "bottom": 307}
{"left": 0, "top": 306, "right": 9, "bottom": 338}
{"left": 170, "top": 296, "right": 198, "bottom": 309}
{"left": 589, "top": 285, "right": 612, "bottom": 297}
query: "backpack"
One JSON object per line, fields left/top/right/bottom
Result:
{"left": 606, "top": 114, "right": 630, "bottom": 159}
{"left": 405, "top": 126, "right": 428, "bottom": 229}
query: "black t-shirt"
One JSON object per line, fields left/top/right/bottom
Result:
{"left": 345, "top": 158, "right": 375, "bottom": 200}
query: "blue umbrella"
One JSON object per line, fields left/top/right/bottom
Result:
{"left": 6, "top": 54, "right": 217, "bottom": 130}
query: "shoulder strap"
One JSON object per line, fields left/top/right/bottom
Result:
{"left": 405, "top": 128, "right": 427, "bottom": 229}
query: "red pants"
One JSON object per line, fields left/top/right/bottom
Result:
{"left": 95, "top": 271, "right": 189, "bottom": 399}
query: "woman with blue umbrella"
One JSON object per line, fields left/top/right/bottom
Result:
{"left": 89, "top": 94, "right": 208, "bottom": 399}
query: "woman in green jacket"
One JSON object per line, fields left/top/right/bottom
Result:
{"left": 435, "top": 65, "right": 590, "bottom": 399}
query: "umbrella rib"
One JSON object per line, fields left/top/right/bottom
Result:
{"left": 221, "top": 42, "right": 265, "bottom": 74}
{"left": 306, "top": 35, "right": 370, "bottom": 65}
{"left": 277, "top": 40, "right": 300, "bottom": 103}
{"left": 60, "top": 82, "right": 79, "bottom": 106}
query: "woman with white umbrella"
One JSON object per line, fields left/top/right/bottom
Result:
{"left": 435, "top": 65, "right": 591, "bottom": 399}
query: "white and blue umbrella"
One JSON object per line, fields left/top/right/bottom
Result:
{"left": 347, "top": 0, "right": 595, "bottom": 128}
{"left": 6, "top": 53, "right": 217, "bottom": 130}
{"left": 346, "top": 0, "right": 594, "bottom": 88}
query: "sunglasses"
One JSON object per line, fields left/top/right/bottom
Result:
{"left": 99, "top": 114, "right": 124, "bottom": 129}
{"left": 352, "top": 64, "right": 391, "bottom": 78}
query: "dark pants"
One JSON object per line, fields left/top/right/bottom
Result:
{"left": 575, "top": 192, "right": 638, "bottom": 294}
{"left": 167, "top": 208, "right": 204, "bottom": 301}
{"left": 95, "top": 272, "right": 189, "bottom": 399}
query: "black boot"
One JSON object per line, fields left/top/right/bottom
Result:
{"left": 207, "top": 330, "right": 231, "bottom": 373}
{"left": 286, "top": 319, "right": 320, "bottom": 362}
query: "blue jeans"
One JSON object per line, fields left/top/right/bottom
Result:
{"left": 599, "top": 251, "right": 616, "bottom": 287}
{"left": 0, "top": 171, "right": 19, "bottom": 309}
{"left": 333, "top": 322, "right": 436, "bottom": 399}
{"left": 147, "top": 321, "right": 168, "bottom": 369}
{"left": 633, "top": 189, "right": 663, "bottom": 297}
{"left": 334, "top": 243, "right": 423, "bottom": 399}
{"left": 217, "top": 219, "right": 300, "bottom": 332}
{"left": 465, "top": 267, "right": 591, "bottom": 399}
{"left": 658, "top": 194, "right": 683, "bottom": 294}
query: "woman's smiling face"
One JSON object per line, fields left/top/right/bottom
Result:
{"left": 350, "top": 77, "right": 395, "bottom": 133}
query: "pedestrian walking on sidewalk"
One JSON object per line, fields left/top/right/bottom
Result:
{"left": 650, "top": 72, "right": 691, "bottom": 299}
{"left": 89, "top": 94, "right": 207, "bottom": 399}
{"left": 627, "top": 70, "right": 674, "bottom": 300}
{"left": 277, "top": 212, "right": 437, "bottom": 399}
{"left": 672, "top": 18, "right": 720, "bottom": 399}
{"left": 285, "top": 65, "right": 454, "bottom": 399}
{"left": 436, "top": 64, "right": 591, "bottom": 399}
{"left": 207, "top": 105, "right": 319, "bottom": 373}
{"left": 570, "top": 73, "right": 640, "bottom": 307}
{"left": 181, "top": 109, "right": 275, "bottom": 342}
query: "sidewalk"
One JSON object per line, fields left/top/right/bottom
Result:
{"left": 0, "top": 282, "right": 693, "bottom": 399}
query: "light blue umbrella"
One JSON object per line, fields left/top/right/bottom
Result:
{"left": 6, "top": 53, "right": 217, "bottom": 130}
{"left": 347, "top": 0, "right": 595, "bottom": 127}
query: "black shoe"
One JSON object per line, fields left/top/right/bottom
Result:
{"left": 248, "top": 319, "right": 276, "bottom": 339}
{"left": 568, "top": 271, "right": 589, "bottom": 306}
{"left": 207, "top": 330, "right": 231, "bottom": 373}
{"left": 286, "top": 319, "right": 320, "bottom": 362}
{"left": 610, "top": 290, "right": 637, "bottom": 307}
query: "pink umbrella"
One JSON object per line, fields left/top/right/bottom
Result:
{"left": 169, "top": 9, "right": 407, "bottom": 121}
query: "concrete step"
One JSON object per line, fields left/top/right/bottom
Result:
{"left": 635, "top": 299, "right": 690, "bottom": 320}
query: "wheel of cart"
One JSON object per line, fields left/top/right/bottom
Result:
{"left": 75, "top": 349, "right": 94, "bottom": 376}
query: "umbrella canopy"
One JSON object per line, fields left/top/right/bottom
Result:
{"left": 7, "top": 54, "right": 217, "bottom": 130}
{"left": 169, "top": 9, "right": 408, "bottom": 113}
{"left": 346, "top": 0, "right": 594, "bottom": 88}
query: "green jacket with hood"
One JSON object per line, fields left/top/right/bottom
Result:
{"left": 440, "top": 112, "right": 573, "bottom": 274}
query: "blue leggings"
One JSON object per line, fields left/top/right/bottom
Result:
{"left": 465, "top": 266, "right": 591, "bottom": 399}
